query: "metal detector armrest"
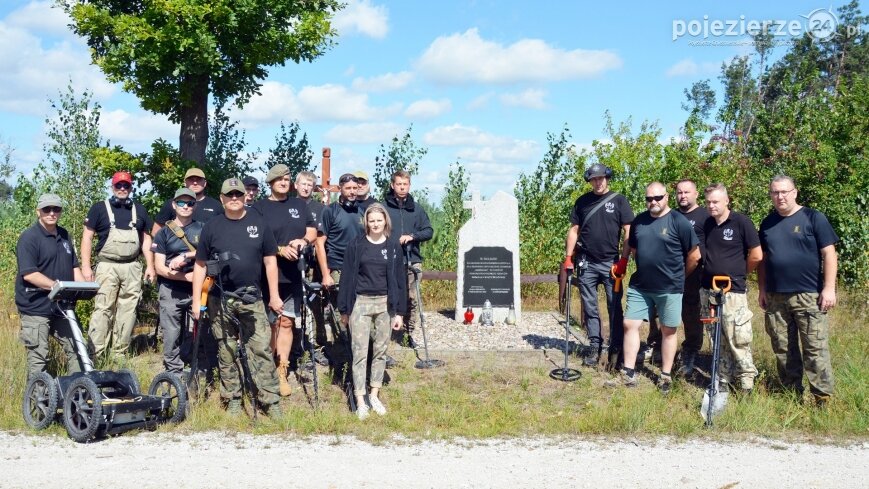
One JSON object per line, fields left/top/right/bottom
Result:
{"left": 48, "top": 281, "right": 101, "bottom": 302}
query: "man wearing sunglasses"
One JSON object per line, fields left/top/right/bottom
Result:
{"left": 353, "top": 170, "right": 378, "bottom": 212}
{"left": 191, "top": 178, "right": 284, "bottom": 417}
{"left": 608, "top": 182, "right": 700, "bottom": 393}
{"left": 81, "top": 171, "right": 155, "bottom": 359}
{"left": 152, "top": 167, "right": 223, "bottom": 236}
{"left": 16, "top": 194, "right": 84, "bottom": 377}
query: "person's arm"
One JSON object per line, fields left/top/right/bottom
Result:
{"left": 746, "top": 245, "right": 762, "bottom": 275}
{"left": 142, "top": 232, "right": 156, "bottom": 283}
{"left": 80, "top": 226, "right": 95, "bottom": 282}
{"left": 620, "top": 223, "right": 632, "bottom": 260}
{"left": 316, "top": 234, "right": 333, "bottom": 287}
{"left": 21, "top": 271, "right": 57, "bottom": 290}
{"left": 156, "top": 253, "right": 193, "bottom": 282}
{"left": 818, "top": 244, "right": 837, "bottom": 312}
{"left": 757, "top": 254, "right": 768, "bottom": 310}
{"left": 191, "top": 260, "right": 206, "bottom": 320}
{"left": 73, "top": 267, "right": 84, "bottom": 282}
{"left": 264, "top": 255, "right": 282, "bottom": 314}
{"left": 684, "top": 246, "right": 701, "bottom": 276}
{"left": 410, "top": 209, "right": 434, "bottom": 243}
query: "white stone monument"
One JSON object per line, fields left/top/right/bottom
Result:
{"left": 455, "top": 190, "right": 521, "bottom": 323}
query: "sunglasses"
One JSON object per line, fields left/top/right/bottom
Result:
{"left": 645, "top": 195, "right": 666, "bottom": 203}
{"left": 175, "top": 200, "right": 196, "bottom": 208}
{"left": 114, "top": 182, "right": 132, "bottom": 190}
{"left": 40, "top": 206, "right": 63, "bottom": 214}
{"left": 225, "top": 191, "right": 245, "bottom": 199}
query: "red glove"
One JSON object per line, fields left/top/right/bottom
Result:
{"left": 613, "top": 257, "right": 628, "bottom": 276}
{"left": 563, "top": 256, "right": 573, "bottom": 270}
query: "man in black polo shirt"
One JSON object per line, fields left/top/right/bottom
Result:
{"left": 16, "top": 194, "right": 84, "bottom": 377}
{"left": 702, "top": 183, "right": 761, "bottom": 394}
{"left": 564, "top": 163, "right": 633, "bottom": 366}
{"left": 191, "top": 178, "right": 283, "bottom": 417}
{"left": 152, "top": 167, "right": 223, "bottom": 235}
{"left": 251, "top": 164, "right": 316, "bottom": 396}
{"left": 758, "top": 175, "right": 838, "bottom": 405}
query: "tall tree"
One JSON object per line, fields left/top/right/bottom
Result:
{"left": 372, "top": 126, "right": 427, "bottom": 200}
{"left": 265, "top": 121, "right": 314, "bottom": 176}
{"left": 61, "top": 0, "right": 342, "bottom": 166}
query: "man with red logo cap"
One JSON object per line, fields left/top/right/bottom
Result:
{"left": 81, "top": 171, "right": 155, "bottom": 358}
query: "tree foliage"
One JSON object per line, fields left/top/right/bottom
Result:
{"left": 265, "top": 121, "right": 314, "bottom": 176}
{"left": 372, "top": 126, "right": 427, "bottom": 200}
{"left": 423, "top": 162, "right": 471, "bottom": 272}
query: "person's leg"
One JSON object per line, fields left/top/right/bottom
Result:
{"left": 350, "top": 295, "right": 373, "bottom": 399}
{"left": 240, "top": 302, "right": 281, "bottom": 409}
{"left": 764, "top": 293, "right": 804, "bottom": 394}
{"left": 209, "top": 295, "right": 242, "bottom": 406}
{"left": 578, "top": 261, "right": 606, "bottom": 354}
{"left": 19, "top": 315, "right": 50, "bottom": 378}
{"left": 654, "top": 293, "right": 684, "bottom": 376}
{"left": 158, "top": 283, "right": 185, "bottom": 374}
{"left": 88, "top": 261, "right": 121, "bottom": 358}
{"left": 621, "top": 287, "right": 652, "bottom": 371}
{"left": 681, "top": 270, "right": 704, "bottom": 355}
{"left": 405, "top": 265, "right": 419, "bottom": 335}
{"left": 720, "top": 292, "right": 757, "bottom": 391}
{"left": 50, "top": 315, "right": 83, "bottom": 374}
{"left": 368, "top": 297, "right": 391, "bottom": 394}
{"left": 111, "top": 261, "right": 143, "bottom": 355}
{"left": 792, "top": 293, "right": 835, "bottom": 402}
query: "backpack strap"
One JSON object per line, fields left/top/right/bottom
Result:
{"left": 165, "top": 220, "right": 197, "bottom": 253}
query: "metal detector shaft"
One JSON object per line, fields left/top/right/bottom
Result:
{"left": 406, "top": 248, "right": 443, "bottom": 369}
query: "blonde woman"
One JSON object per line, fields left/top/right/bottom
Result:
{"left": 337, "top": 203, "right": 407, "bottom": 419}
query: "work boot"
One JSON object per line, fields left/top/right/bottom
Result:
{"left": 583, "top": 350, "right": 600, "bottom": 367}
{"left": 677, "top": 350, "right": 697, "bottom": 377}
{"left": 225, "top": 398, "right": 243, "bottom": 415}
{"left": 277, "top": 360, "right": 292, "bottom": 397}
{"left": 264, "top": 402, "right": 283, "bottom": 418}
{"left": 385, "top": 354, "right": 397, "bottom": 369}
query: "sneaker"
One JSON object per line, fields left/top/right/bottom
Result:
{"left": 677, "top": 350, "right": 697, "bottom": 377}
{"left": 605, "top": 370, "right": 638, "bottom": 388}
{"left": 385, "top": 354, "right": 397, "bottom": 369}
{"left": 658, "top": 374, "right": 672, "bottom": 395}
{"left": 226, "top": 398, "right": 243, "bottom": 415}
{"left": 369, "top": 396, "right": 387, "bottom": 416}
{"left": 264, "top": 402, "right": 283, "bottom": 418}
{"left": 356, "top": 402, "right": 370, "bottom": 420}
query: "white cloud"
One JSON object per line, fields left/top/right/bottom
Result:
{"left": 665, "top": 58, "right": 719, "bottom": 77}
{"left": 6, "top": 1, "right": 72, "bottom": 38}
{"left": 235, "top": 82, "right": 301, "bottom": 126}
{"left": 404, "top": 98, "right": 451, "bottom": 120}
{"left": 351, "top": 71, "right": 414, "bottom": 92}
{"left": 333, "top": 0, "right": 389, "bottom": 39}
{"left": 456, "top": 140, "right": 539, "bottom": 163}
{"left": 466, "top": 161, "right": 522, "bottom": 190}
{"left": 416, "top": 28, "right": 622, "bottom": 84}
{"left": 467, "top": 92, "right": 494, "bottom": 110}
{"left": 324, "top": 122, "right": 404, "bottom": 144}
{"left": 99, "top": 109, "right": 178, "bottom": 148}
{"left": 424, "top": 124, "right": 506, "bottom": 147}
{"left": 499, "top": 89, "right": 547, "bottom": 110}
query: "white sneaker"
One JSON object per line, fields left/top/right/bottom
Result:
{"left": 356, "top": 402, "right": 370, "bottom": 420}
{"left": 369, "top": 396, "right": 387, "bottom": 415}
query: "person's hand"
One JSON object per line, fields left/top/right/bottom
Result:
{"left": 758, "top": 291, "right": 767, "bottom": 311}
{"left": 390, "top": 315, "right": 403, "bottom": 331}
{"left": 399, "top": 234, "right": 413, "bottom": 245}
{"left": 818, "top": 287, "right": 837, "bottom": 312}
{"left": 322, "top": 272, "right": 334, "bottom": 288}
{"left": 82, "top": 266, "right": 94, "bottom": 282}
{"left": 269, "top": 296, "right": 283, "bottom": 314}
{"left": 192, "top": 302, "right": 201, "bottom": 321}
{"left": 613, "top": 257, "right": 628, "bottom": 277}
{"left": 168, "top": 255, "right": 187, "bottom": 270}
{"left": 340, "top": 314, "right": 348, "bottom": 327}
{"left": 144, "top": 266, "right": 156, "bottom": 283}
{"left": 278, "top": 246, "right": 293, "bottom": 260}
{"left": 286, "top": 242, "right": 303, "bottom": 260}
{"left": 184, "top": 272, "right": 193, "bottom": 283}
{"left": 562, "top": 256, "right": 573, "bottom": 270}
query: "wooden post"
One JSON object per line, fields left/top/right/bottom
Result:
{"left": 319, "top": 147, "right": 339, "bottom": 203}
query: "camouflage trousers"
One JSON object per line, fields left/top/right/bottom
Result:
{"left": 701, "top": 290, "right": 758, "bottom": 389}
{"left": 349, "top": 295, "right": 391, "bottom": 396}
{"left": 208, "top": 294, "right": 280, "bottom": 407}
{"left": 404, "top": 264, "right": 422, "bottom": 334}
{"left": 764, "top": 292, "right": 835, "bottom": 398}
{"left": 19, "top": 314, "right": 81, "bottom": 378}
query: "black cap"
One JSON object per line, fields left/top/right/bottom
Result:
{"left": 242, "top": 176, "right": 259, "bottom": 187}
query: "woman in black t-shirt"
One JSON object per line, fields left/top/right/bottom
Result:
{"left": 337, "top": 203, "right": 407, "bottom": 419}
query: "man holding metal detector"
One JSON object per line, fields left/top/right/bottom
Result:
{"left": 607, "top": 182, "right": 700, "bottom": 393}
{"left": 16, "top": 194, "right": 85, "bottom": 377}
{"left": 251, "top": 164, "right": 316, "bottom": 397}
{"left": 191, "top": 178, "right": 283, "bottom": 417}
{"left": 563, "top": 163, "right": 633, "bottom": 368}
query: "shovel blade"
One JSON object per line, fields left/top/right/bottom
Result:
{"left": 700, "top": 388, "right": 729, "bottom": 422}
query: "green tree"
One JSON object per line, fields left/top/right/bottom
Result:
{"left": 423, "top": 162, "right": 470, "bottom": 272}
{"left": 61, "top": 0, "right": 342, "bottom": 165}
{"left": 265, "top": 121, "right": 314, "bottom": 176}
{"left": 372, "top": 126, "right": 428, "bottom": 200}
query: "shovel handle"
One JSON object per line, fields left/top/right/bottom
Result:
{"left": 711, "top": 275, "right": 732, "bottom": 294}
{"left": 610, "top": 266, "right": 625, "bottom": 293}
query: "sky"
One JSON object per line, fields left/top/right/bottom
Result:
{"left": 0, "top": 1, "right": 857, "bottom": 201}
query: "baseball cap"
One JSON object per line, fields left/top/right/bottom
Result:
{"left": 265, "top": 164, "right": 290, "bottom": 183}
{"left": 338, "top": 173, "right": 358, "bottom": 185}
{"left": 220, "top": 178, "right": 245, "bottom": 195}
{"left": 242, "top": 176, "right": 259, "bottom": 187}
{"left": 184, "top": 168, "right": 206, "bottom": 180}
{"left": 111, "top": 171, "right": 133, "bottom": 185}
{"left": 353, "top": 170, "right": 369, "bottom": 182}
{"left": 36, "top": 193, "right": 63, "bottom": 210}
{"left": 174, "top": 188, "right": 196, "bottom": 200}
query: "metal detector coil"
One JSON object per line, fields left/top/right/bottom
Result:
{"left": 550, "top": 268, "right": 581, "bottom": 382}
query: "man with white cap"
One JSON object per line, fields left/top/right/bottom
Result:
{"left": 353, "top": 170, "right": 378, "bottom": 212}
{"left": 16, "top": 193, "right": 84, "bottom": 377}
{"left": 152, "top": 167, "right": 223, "bottom": 235}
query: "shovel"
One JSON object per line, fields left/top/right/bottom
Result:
{"left": 700, "top": 275, "right": 731, "bottom": 426}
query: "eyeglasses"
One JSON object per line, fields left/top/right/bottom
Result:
{"left": 40, "top": 206, "right": 62, "bottom": 214}
{"left": 174, "top": 200, "right": 196, "bottom": 208}
{"left": 769, "top": 189, "right": 794, "bottom": 197}
{"left": 114, "top": 182, "right": 132, "bottom": 190}
{"left": 356, "top": 179, "right": 368, "bottom": 185}
{"left": 645, "top": 195, "right": 666, "bottom": 203}
{"left": 225, "top": 191, "right": 245, "bottom": 199}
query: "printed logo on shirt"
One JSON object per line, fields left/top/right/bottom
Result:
{"left": 288, "top": 208, "right": 300, "bottom": 219}
{"left": 62, "top": 241, "right": 72, "bottom": 255}
{"left": 381, "top": 248, "right": 388, "bottom": 260}
{"left": 247, "top": 225, "right": 259, "bottom": 238}
{"left": 661, "top": 227, "right": 668, "bottom": 236}
{"left": 689, "top": 219, "right": 696, "bottom": 226}
{"left": 723, "top": 228, "right": 734, "bottom": 241}
{"left": 203, "top": 208, "right": 215, "bottom": 213}
{"left": 605, "top": 202, "right": 615, "bottom": 213}
{"left": 793, "top": 225, "right": 801, "bottom": 233}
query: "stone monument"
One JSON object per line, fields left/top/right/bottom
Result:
{"left": 455, "top": 190, "right": 521, "bottom": 323}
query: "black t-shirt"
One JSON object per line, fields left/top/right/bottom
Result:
{"left": 759, "top": 207, "right": 839, "bottom": 294}
{"left": 678, "top": 206, "right": 710, "bottom": 260}
{"left": 152, "top": 220, "right": 205, "bottom": 291}
{"left": 251, "top": 197, "right": 315, "bottom": 284}
{"left": 356, "top": 238, "right": 389, "bottom": 295}
{"left": 628, "top": 210, "right": 699, "bottom": 294}
{"left": 15, "top": 222, "right": 79, "bottom": 316}
{"left": 84, "top": 200, "right": 153, "bottom": 254}
{"left": 702, "top": 211, "right": 760, "bottom": 293}
{"left": 196, "top": 212, "right": 277, "bottom": 291}
{"left": 321, "top": 202, "right": 364, "bottom": 270}
{"left": 306, "top": 199, "right": 326, "bottom": 234}
{"left": 357, "top": 196, "right": 378, "bottom": 213}
{"left": 155, "top": 195, "right": 223, "bottom": 225}
{"left": 569, "top": 191, "right": 634, "bottom": 263}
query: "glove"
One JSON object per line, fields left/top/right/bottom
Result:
{"left": 614, "top": 257, "right": 628, "bottom": 276}
{"left": 562, "top": 256, "right": 573, "bottom": 270}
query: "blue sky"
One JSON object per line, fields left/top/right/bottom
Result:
{"left": 0, "top": 1, "right": 855, "bottom": 200}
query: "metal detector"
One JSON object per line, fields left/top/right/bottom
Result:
{"left": 297, "top": 246, "right": 320, "bottom": 409}
{"left": 700, "top": 275, "right": 732, "bottom": 426}
{"left": 406, "top": 249, "right": 444, "bottom": 369}
{"left": 550, "top": 265, "right": 581, "bottom": 382}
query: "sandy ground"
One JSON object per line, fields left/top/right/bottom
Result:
{"left": 0, "top": 431, "right": 866, "bottom": 488}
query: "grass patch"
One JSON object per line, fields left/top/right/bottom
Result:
{"left": 1, "top": 291, "right": 867, "bottom": 441}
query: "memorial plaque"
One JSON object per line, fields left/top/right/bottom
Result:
{"left": 462, "top": 246, "right": 514, "bottom": 307}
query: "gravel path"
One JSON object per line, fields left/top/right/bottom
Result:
{"left": 0, "top": 431, "right": 865, "bottom": 488}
